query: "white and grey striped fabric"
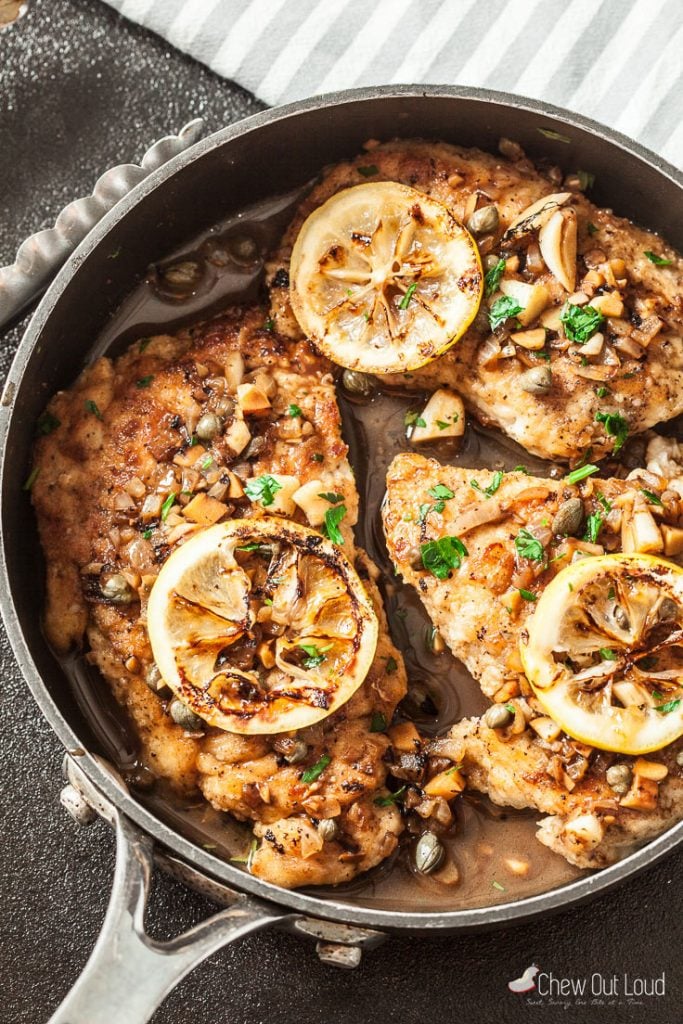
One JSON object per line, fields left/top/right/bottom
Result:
{"left": 105, "top": 0, "right": 683, "bottom": 168}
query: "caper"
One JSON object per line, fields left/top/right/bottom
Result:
{"left": 100, "top": 573, "right": 135, "bottom": 604}
{"left": 676, "top": 751, "right": 683, "bottom": 767}
{"left": 552, "top": 498, "right": 584, "bottom": 537}
{"left": 519, "top": 365, "right": 553, "bottom": 395}
{"left": 169, "top": 699, "right": 204, "bottom": 732}
{"left": 614, "top": 605, "right": 630, "bottom": 630}
{"left": 467, "top": 204, "right": 499, "bottom": 236}
{"left": 318, "top": 818, "right": 339, "bottom": 842}
{"left": 227, "top": 234, "right": 259, "bottom": 265}
{"left": 161, "top": 260, "right": 203, "bottom": 292}
{"left": 414, "top": 831, "right": 445, "bottom": 875}
{"left": 484, "top": 703, "right": 514, "bottom": 730}
{"left": 244, "top": 435, "right": 267, "bottom": 459}
{"left": 144, "top": 664, "right": 163, "bottom": 693}
{"left": 214, "top": 397, "right": 235, "bottom": 418}
{"left": 659, "top": 598, "right": 678, "bottom": 622}
{"left": 484, "top": 253, "right": 502, "bottom": 271}
{"left": 342, "top": 369, "right": 376, "bottom": 398}
{"left": 196, "top": 412, "right": 224, "bottom": 441}
{"left": 606, "top": 763, "right": 633, "bottom": 795}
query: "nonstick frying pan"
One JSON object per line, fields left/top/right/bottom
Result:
{"left": 1, "top": 86, "right": 682, "bottom": 1024}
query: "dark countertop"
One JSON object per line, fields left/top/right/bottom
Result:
{"left": 1, "top": 3, "right": 681, "bottom": 1022}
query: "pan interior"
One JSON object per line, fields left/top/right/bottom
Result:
{"left": 3, "top": 90, "right": 682, "bottom": 923}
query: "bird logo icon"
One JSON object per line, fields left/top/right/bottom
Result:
{"left": 508, "top": 964, "right": 540, "bottom": 993}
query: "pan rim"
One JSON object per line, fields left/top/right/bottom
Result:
{"left": 1, "top": 84, "right": 682, "bottom": 932}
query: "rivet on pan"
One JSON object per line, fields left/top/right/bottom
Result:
{"left": 60, "top": 783, "right": 97, "bottom": 827}
{"left": 315, "top": 942, "right": 363, "bottom": 969}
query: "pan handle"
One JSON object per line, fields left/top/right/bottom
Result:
{"left": 48, "top": 808, "right": 288, "bottom": 1024}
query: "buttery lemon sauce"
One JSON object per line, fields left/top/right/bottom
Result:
{"left": 65, "top": 184, "right": 583, "bottom": 910}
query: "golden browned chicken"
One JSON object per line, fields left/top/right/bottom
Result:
{"left": 31, "top": 307, "right": 407, "bottom": 888}
{"left": 268, "top": 139, "right": 683, "bottom": 462}
{"left": 383, "top": 453, "right": 683, "bottom": 867}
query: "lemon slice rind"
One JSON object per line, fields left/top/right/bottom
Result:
{"left": 520, "top": 553, "right": 683, "bottom": 755}
{"left": 147, "top": 518, "right": 379, "bottom": 735}
{"left": 290, "top": 181, "right": 483, "bottom": 374}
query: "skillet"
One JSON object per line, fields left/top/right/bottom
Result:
{"left": 1, "top": 85, "right": 682, "bottom": 1024}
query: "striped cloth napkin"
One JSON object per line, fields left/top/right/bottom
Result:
{"left": 105, "top": 0, "right": 682, "bottom": 168}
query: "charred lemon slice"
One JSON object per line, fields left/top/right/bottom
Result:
{"left": 520, "top": 553, "right": 683, "bottom": 754}
{"left": 147, "top": 518, "right": 378, "bottom": 734}
{"left": 289, "top": 181, "right": 482, "bottom": 374}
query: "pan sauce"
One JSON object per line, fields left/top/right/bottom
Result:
{"left": 64, "top": 183, "right": 584, "bottom": 910}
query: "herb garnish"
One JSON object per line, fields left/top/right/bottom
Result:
{"left": 656, "top": 699, "right": 681, "bottom": 714}
{"left": 484, "top": 257, "right": 506, "bottom": 297}
{"left": 587, "top": 222, "right": 599, "bottom": 236}
{"left": 576, "top": 170, "right": 595, "bottom": 190}
{"left": 566, "top": 464, "right": 599, "bottom": 485}
{"left": 136, "top": 375, "right": 154, "bottom": 389}
{"left": 23, "top": 467, "right": 39, "bottom": 491}
{"left": 514, "top": 528, "right": 545, "bottom": 562}
{"left": 301, "top": 754, "right": 331, "bottom": 784}
{"left": 471, "top": 470, "right": 503, "bottom": 498}
{"left": 595, "top": 386, "right": 609, "bottom": 398}
{"left": 595, "top": 410, "right": 628, "bottom": 453}
{"left": 245, "top": 474, "right": 283, "bottom": 507}
{"left": 519, "top": 588, "right": 537, "bottom": 602}
{"left": 357, "top": 164, "right": 379, "bottom": 177}
{"left": 288, "top": 403, "right": 303, "bottom": 418}
{"left": 370, "top": 712, "right": 387, "bottom": 733}
{"left": 399, "top": 282, "right": 417, "bottom": 310}
{"left": 84, "top": 399, "right": 103, "bottom": 419}
{"left": 599, "top": 648, "right": 618, "bottom": 661}
{"left": 560, "top": 303, "right": 604, "bottom": 342}
{"left": 374, "top": 786, "right": 407, "bottom": 807}
{"left": 160, "top": 493, "right": 176, "bottom": 521}
{"left": 297, "top": 641, "right": 333, "bottom": 670}
{"left": 263, "top": 318, "right": 274, "bottom": 331}
{"left": 200, "top": 455, "right": 213, "bottom": 470}
{"left": 488, "top": 295, "right": 523, "bottom": 331}
{"left": 428, "top": 483, "right": 455, "bottom": 501}
{"left": 36, "top": 411, "right": 60, "bottom": 435}
{"left": 322, "top": 504, "right": 347, "bottom": 544}
{"left": 537, "top": 128, "right": 570, "bottom": 143}
{"left": 641, "top": 488, "right": 663, "bottom": 507}
{"left": 644, "top": 251, "right": 672, "bottom": 266}
{"left": 318, "top": 491, "right": 344, "bottom": 504}
{"left": 584, "top": 513, "right": 603, "bottom": 543}
{"left": 312, "top": 453, "right": 324, "bottom": 462}
{"left": 420, "top": 536, "right": 468, "bottom": 579}
{"left": 386, "top": 656, "right": 398, "bottom": 674}
{"left": 405, "top": 411, "right": 427, "bottom": 428}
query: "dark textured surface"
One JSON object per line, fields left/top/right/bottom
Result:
{"left": 0, "top": 2, "right": 681, "bottom": 1022}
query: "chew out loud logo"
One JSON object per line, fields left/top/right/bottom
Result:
{"left": 508, "top": 966, "right": 666, "bottom": 998}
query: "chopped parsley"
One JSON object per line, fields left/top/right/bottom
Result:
{"left": 437, "top": 418, "right": 456, "bottom": 430}
{"left": 405, "top": 411, "right": 427, "bottom": 428}
{"left": 322, "top": 504, "right": 347, "bottom": 544}
{"left": 399, "top": 282, "right": 417, "bottom": 310}
{"left": 385, "top": 656, "right": 398, "bottom": 675}
{"left": 236, "top": 543, "right": 262, "bottom": 552}
{"left": 641, "top": 488, "right": 663, "bottom": 507}
{"left": 84, "top": 399, "right": 102, "bottom": 419}
{"left": 576, "top": 170, "right": 595, "bottom": 190}
{"left": 656, "top": 699, "right": 681, "bottom": 714}
{"left": 504, "top": 703, "right": 516, "bottom": 714}
{"left": 136, "top": 375, "right": 154, "bottom": 389}
{"left": 311, "top": 453, "right": 324, "bottom": 462}
{"left": 200, "top": 455, "right": 213, "bottom": 470}
{"left": 297, "top": 641, "right": 332, "bottom": 669}
{"left": 599, "top": 648, "right": 618, "bottom": 661}
{"left": 566, "top": 463, "right": 599, "bottom": 485}
{"left": 23, "top": 467, "right": 39, "bottom": 491}
{"left": 537, "top": 127, "right": 570, "bottom": 143}
{"left": 428, "top": 483, "right": 455, "bottom": 501}
{"left": 518, "top": 588, "right": 537, "bottom": 602}
{"left": 370, "top": 712, "right": 387, "bottom": 733}
{"left": 560, "top": 303, "right": 604, "bottom": 342}
{"left": 263, "top": 318, "right": 274, "bottom": 331}
{"left": 644, "top": 251, "right": 672, "bottom": 266}
{"left": 492, "top": 879, "right": 506, "bottom": 892}
{"left": 318, "top": 491, "right": 344, "bottom": 504}
{"left": 142, "top": 528, "right": 153, "bottom": 540}
{"left": 595, "top": 410, "right": 628, "bottom": 453}
{"left": 245, "top": 474, "right": 283, "bottom": 507}
{"left": 595, "top": 386, "right": 609, "bottom": 398}
{"left": 584, "top": 513, "right": 604, "bottom": 543}
{"left": 36, "top": 411, "right": 60, "bottom": 435}
{"left": 374, "top": 786, "right": 406, "bottom": 807}
{"left": 420, "top": 536, "right": 468, "bottom": 579}
{"left": 513, "top": 465, "right": 529, "bottom": 474}
{"left": 597, "top": 492, "right": 612, "bottom": 513}
{"left": 288, "top": 403, "right": 303, "bottom": 418}
{"left": 587, "top": 222, "right": 599, "bottom": 236}
{"left": 471, "top": 470, "right": 503, "bottom": 498}
{"left": 160, "top": 493, "right": 176, "bottom": 521}
{"left": 488, "top": 295, "right": 523, "bottom": 331}
{"left": 357, "top": 164, "right": 379, "bottom": 177}
{"left": 301, "top": 754, "right": 331, "bottom": 784}
{"left": 514, "top": 528, "right": 545, "bottom": 562}
{"left": 484, "top": 257, "right": 506, "bottom": 297}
